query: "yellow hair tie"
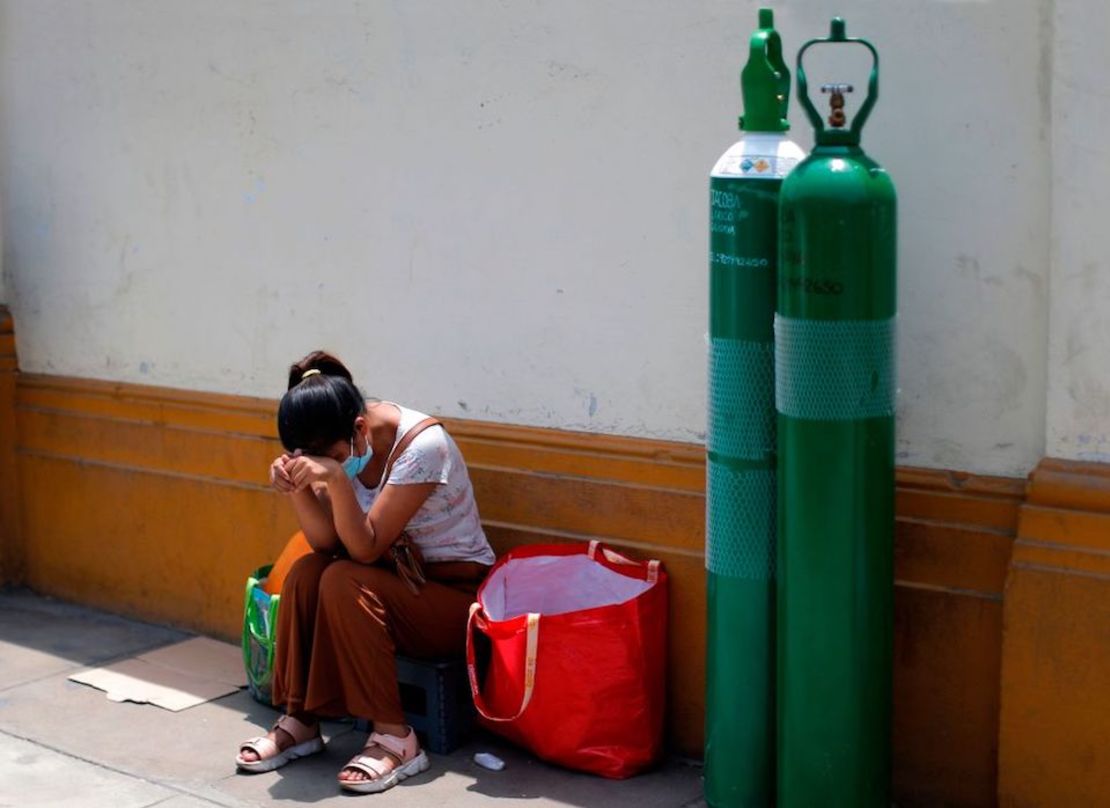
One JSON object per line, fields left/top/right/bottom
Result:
{"left": 301, "top": 368, "right": 322, "bottom": 380}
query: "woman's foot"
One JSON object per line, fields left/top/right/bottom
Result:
{"left": 236, "top": 713, "right": 324, "bottom": 773}
{"left": 338, "top": 726, "right": 429, "bottom": 793}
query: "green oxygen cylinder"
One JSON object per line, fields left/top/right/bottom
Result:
{"left": 705, "top": 9, "right": 803, "bottom": 807}
{"left": 775, "top": 18, "right": 897, "bottom": 808}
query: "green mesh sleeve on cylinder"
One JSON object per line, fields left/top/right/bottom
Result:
{"left": 706, "top": 463, "right": 776, "bottom": 579}
{"left": 706, "top": 336, "right": 777, "bottom": 578}
{"left": 708, "top": 337, "right": 775, "bottom": 459}
{"left": 774, "top": 316, "right": 897, "bottom": 421}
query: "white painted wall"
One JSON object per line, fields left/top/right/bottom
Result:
{"left": 1046, "top": 0, "right": 1110, "bottom": 463}
{"left": 0, "top": 0, "right": 1074, "bottom": 477}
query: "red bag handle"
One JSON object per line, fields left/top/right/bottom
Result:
{"left": 587, "top": 539, "right": 662, "bottom": 584}
{"left": 466, "top": 602, "right": 540, "bottom": 723}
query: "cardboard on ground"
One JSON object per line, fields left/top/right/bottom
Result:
{"left": 69, "top": 636, "right": 246, "bottom": 711}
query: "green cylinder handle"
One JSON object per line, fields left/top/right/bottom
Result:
{"left": 740, "top": 8, "right": 791, "bottom": 132}
{"left": 796, "top": 18, "right": 879, "bottom": 146}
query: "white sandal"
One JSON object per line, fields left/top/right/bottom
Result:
{"left": 338, "top": 729, "right": 430, "bottom": 793}
{"left": 236, "top": 714, "right": 324, "bottom": 773}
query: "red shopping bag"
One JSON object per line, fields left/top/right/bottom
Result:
{"left": 466, "top": 541, "right": 668, "bottom": 778}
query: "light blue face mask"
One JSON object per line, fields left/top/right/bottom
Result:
{"left": 341, "top": 434, "right": 373, "bottom": 479}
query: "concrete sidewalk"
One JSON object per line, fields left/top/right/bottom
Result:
{"left": 0, "top": 590, "right": 705, "bottom": 808}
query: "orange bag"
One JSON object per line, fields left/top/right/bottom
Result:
{"left": 262, "top": 531, "right": 313, "bottom": 594}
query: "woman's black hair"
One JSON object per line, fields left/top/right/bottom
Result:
{"left": 277, "top": 350, "right": 367, "bottom": 454}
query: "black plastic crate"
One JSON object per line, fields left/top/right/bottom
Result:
{"left": 355, "top": 655, "right": 475, "bottom": 754}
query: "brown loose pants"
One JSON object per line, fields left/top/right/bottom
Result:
{"left": 271, "top": 551, "right": 478, "bottom": 724}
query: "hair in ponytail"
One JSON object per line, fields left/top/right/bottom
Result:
{"left": 277, "top": 350, "right": 367, "bottom": 453}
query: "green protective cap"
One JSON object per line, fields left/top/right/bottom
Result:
{"left": 739, "top": 8, "right": 791, "bottom": 132}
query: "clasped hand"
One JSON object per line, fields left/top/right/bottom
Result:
{"left": 269, "top": 451, "right": 343, "bottom": 493}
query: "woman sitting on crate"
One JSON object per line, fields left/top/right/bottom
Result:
{"left": 236, "top": 350, "right": 495, "bottom": 794}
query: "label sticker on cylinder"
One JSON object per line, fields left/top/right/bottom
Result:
{"left": 713, "top": 154, "right": 799, "bottom": 180}
{"left": 774, "top": 316, "right": 897, "bottom": 421}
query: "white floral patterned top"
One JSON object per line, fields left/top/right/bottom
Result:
{"left": 352, "top": 403, "right": 495, "bottom": 565}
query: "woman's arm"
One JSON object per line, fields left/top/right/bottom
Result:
{"left": 326, "top": 478, "right": 437, "bottom": 564}
{"left": 271, "top": 452, "right": 341, "bottom": 553}
{"left": 284, "top": 452, "right": 437, "bottom": 563}
{"left": 288, "top": 485, "right": 342, "bottom": 553}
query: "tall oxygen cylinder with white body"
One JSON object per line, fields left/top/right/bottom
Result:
{"left": 704, "top": 9, "right": 803, "bottom": 807}
{"left": 775, "top": 18, "right": 897, "bottom": 808}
